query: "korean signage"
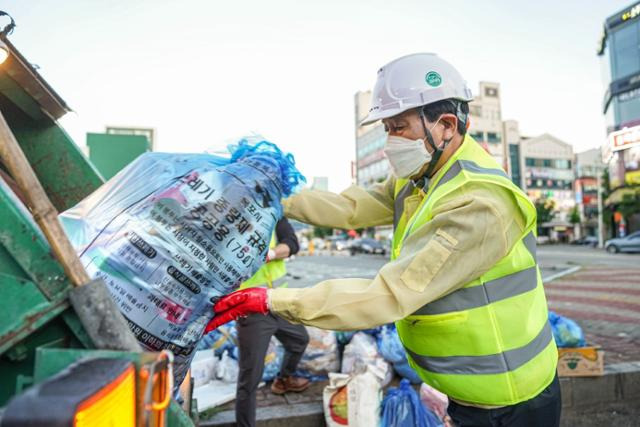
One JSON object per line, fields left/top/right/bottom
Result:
{"left": 609, "top": 125, "right": 640, "bottom": 152}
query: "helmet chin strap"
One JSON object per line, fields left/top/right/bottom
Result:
{"left": 412, "top": 109, "right": 452, "bottom": 191}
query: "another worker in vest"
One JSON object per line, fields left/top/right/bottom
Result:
{"left": 207, "top": 53, "right": 561, "bottom": 427}
{"left": 235, "top": 216, "right": 310, "bottom": 427}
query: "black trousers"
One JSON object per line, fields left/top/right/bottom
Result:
{"left": 235, "top": 313, "right": 309, "bottom": 427}
{"left": 447, "top": 373, "right": 562, "bottom": 427}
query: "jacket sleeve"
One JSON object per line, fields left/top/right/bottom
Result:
{"left": 282, "top": 178, "right": 396, "bottom": 229}
{"left": 269, "top": 184, "right": 526, "bottom": 330}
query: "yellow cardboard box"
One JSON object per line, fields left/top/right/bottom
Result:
{"left": 557, "top": 346, "right": 604, "bottom": 377}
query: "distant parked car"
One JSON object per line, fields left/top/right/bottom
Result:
{"left": 571, "top": 236, "right": 598, "bottom": 247}
{"left": 605, "top": 231, "right": 640, "bottom": 254}
{"left": 349, "top": 238, "right": 386, "bottom": 255}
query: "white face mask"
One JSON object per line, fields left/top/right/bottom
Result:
{"left": 383, "top": 119, "right": 441, "bottom": 179}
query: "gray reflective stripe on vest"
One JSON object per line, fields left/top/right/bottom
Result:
{"left": 401, "top": 159, "right": 511, "bottom": 241}
{"left": 523, "top": 231, "right": 536, "bottom": 261}
{"left": 404, "top": 321, "right": 553, "bottom": 375}
{"left": 413, "top": 266, "right": 538, "bottom": 315}
{"left": 393, "top": 182, "right": 416, "bottom": 230}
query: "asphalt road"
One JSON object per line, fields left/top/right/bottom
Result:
{"left": 285, "top": 245, "right": 638, "bottom": 289}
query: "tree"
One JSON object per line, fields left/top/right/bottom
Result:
{"left": 535, "top": 199, "right": 555, "bottom": 235}
{"left": 313, "top": 226, "right": 333, "bottom": 238}
{"left": 569, "top": 205, "right": 581, "bottom": 225}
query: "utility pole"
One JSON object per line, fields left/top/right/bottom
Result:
{"left": 597, "top": 172, "right": 604, "bottom": 248}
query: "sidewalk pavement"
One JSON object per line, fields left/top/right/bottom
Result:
{"left": 544, "top": 265, "right": 640, "bottom": 364}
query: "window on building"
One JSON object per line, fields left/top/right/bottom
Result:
{"left": 525, "top": 158, "right": 535, "bottom": 167}
{"left": 616, "top": 89, "right": 640, "bottom": 126}
{"left": 555, "top": 159, "right": 571, "bottom": 169}
{"left": 543, "top": 159, "right": 552, "bottom": 167}
{"left": 470, "top": 131, "right": 484, "bottom": 141}
{"left": 612, "top": 21, "right": 640, "bottom": 80}
{"left": 484, "top": 87, "right": 499, "bottom": 97}
{"left": 487, "top": 132, "right": 501, "bottom": 143}
{"left": 469, "top": 105, "right": 482, "bottom": 117}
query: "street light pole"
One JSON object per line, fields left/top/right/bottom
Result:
{"left": 597, "top": 172, "right": 604, "bottom": 248}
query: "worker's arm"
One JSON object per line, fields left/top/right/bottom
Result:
{"left": 282, "top": 178, "right": 396, "bottom": 229}
{"left": 270, "top": 184, "right": 526, "bottom": 330}
{"left": 270, "top": 217, "right": 299, "bottom": 260}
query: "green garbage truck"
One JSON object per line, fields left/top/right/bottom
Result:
{"left": 0, "top": 32, "right": 197, "bottom": 426}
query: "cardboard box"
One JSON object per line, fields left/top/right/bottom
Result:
{"left": 557, "top": 346, "right": 604, "bottom": 377}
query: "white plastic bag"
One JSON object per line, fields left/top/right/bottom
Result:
{"left": 323, "top": 366, "right": 383, "bottom": 427}
{"left": 296, "top": 326, "right": 340, "bottom": 379}
{"left": 341, "top": 332, "right": 393, "bottom": 386}
{"left": 215, "top": 350, "right": 239, "bottom": 383}
{"left": 190, "top": 349, "right": 218, "bottom": 387}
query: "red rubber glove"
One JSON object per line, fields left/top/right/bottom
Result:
{"left": 204, "top": 287, "right": 269, "bottom": 333}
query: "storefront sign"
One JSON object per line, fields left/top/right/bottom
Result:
{"left": 609, "top": 125, "right": 640, "bottom": 152}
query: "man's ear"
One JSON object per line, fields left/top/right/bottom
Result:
{"left": 440, "top": 114, "right": 458, "bottom": 141}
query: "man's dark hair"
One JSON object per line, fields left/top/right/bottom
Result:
{"left": 421, "top": 99, "right": 469, "bottom": 136}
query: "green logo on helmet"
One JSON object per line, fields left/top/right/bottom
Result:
{"left": 425, "top": 71, "right": 442, "bottom": 87}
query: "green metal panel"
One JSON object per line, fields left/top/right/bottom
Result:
{"left": 0, "top": 273, "right": 67, "bottom": 354}
{"left": 0, "top": 92, "right": 104, "bottom": 212}
{"left": 0, "top": 314, "right": 85, "bottom": 405}
{"left": 87, "top": 132, "right": 150, "bottom": 180}
{"left": 0, "top": 180, "right": 70, "bottom": 300}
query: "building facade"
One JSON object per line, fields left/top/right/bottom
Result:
{"left": 598, "top": 1, "right": 640, "bottom": 235}
{"left": 575, "top": 148, "right": 605, "bottom": 238}
{"left": 467, "top": 82, "right": 507, "bottom": 169}
{"left": 518, "top": 134, "right": 576, "bottom": 240}
{"left": 354, "top": 91, "right": 388, "bottom": 186}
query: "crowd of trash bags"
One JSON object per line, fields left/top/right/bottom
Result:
{"left": 60, "top": 137, "right": 305, "bottom": 385}
{"left": 195, "top": 323, "right": 452, "bottom": 426}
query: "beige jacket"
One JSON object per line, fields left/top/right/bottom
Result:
{"left": 270, "top": 175, "right": 526, "bottom": 331}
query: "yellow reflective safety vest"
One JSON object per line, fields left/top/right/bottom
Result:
{"left": 239, "top": 233, "right": 287, "bottom": 289}
{"left": 392, "top": 135, "right": 557, "bottom": 406}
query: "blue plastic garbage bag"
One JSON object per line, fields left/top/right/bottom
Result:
{"left": 60, "top": 137, "right": 305, "bottom": 385}
{"left": 377, "top": 325, "right": 422, "bottom": 384}
{"left": 262, "top": 338, "right": 285, "bottom": 382}
{"left": 197, "top": 320, "right": 237, "bottom": 356}
{"left": 549, "top": 311, "right": 585, "bottom": 348}
{"left": 381, "top": 379, "right": 442, "bottom": 427}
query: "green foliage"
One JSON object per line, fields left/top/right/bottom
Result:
{"left": 569, "top": 205, "right": 581, "bottom": 225}
{"left": 618, "top": 193, "right": 640, "bottom": 221}
{"left": 535, "top": 199, "right": 556, "bottom": 233}
{"left": 313, "top": 226, "right": 333, "bottom": 238}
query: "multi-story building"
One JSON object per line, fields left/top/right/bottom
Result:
{"left": 354, "top": 91, "right": 388, "bottom": 186}
{"left": 575, "top": 149, "right": 606, "bottom": 238}
{"left": 467, "top": 82, "right": 507, "bottom": 169}
{"left": 354, "top": 82, "right": 507, "bottom": 186}
{"left": 518, "top": 134, "right": 576, "bottom": 240}
{"left": 598, "top": 1, "right": 640, "bottom": 235}
{"left": 504, "top": 120, "right": 523, "bottom": 187}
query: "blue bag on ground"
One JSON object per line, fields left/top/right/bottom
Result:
{"left": 381, "top": 379, "right": 442, "bottom": 427}
{"left": 197, "top": 320, "right": 237, "bottom": 357}
{"left": 60, "top": 137, "right": 305, "bottom": 385}
{"left": 549, "top": 311, "right": 585, "bottom": 347}
{"left": 377, "top": 325, "right": 422, "bottom": 384}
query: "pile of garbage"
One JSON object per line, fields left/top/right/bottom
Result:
{"left": 194, "top": 323, "right": 452, "bottom": 425}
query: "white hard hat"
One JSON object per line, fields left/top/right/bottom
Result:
{"left": 361, "top": 53, "right": 473, "bottom": 126}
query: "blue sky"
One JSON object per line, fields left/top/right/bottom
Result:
{"left": 4, "top": 0, "right": 632, "bottom": 190}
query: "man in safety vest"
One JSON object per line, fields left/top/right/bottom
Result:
{"left": 207, "top": 53, "right": 561, "bottom": 427}
{"left": 235, "top": 217, "right": 310, "bottom": 427}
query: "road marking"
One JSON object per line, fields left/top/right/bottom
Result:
{"left": 542, "top": 266, "right": 581, "bottom": 283}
